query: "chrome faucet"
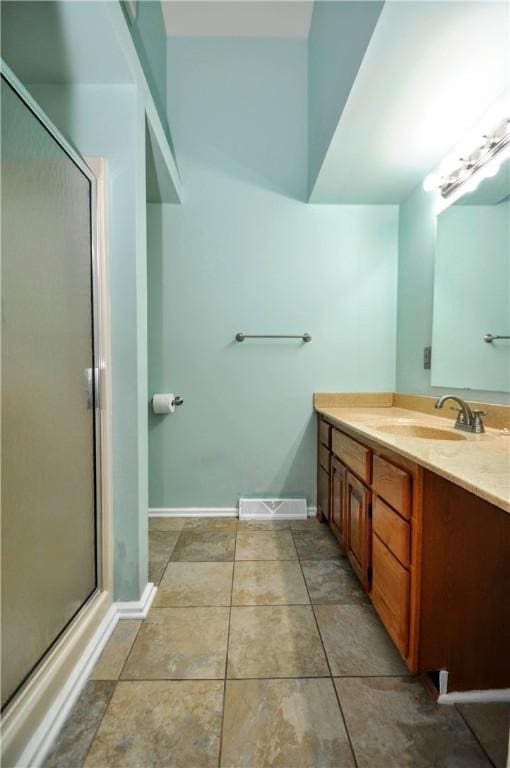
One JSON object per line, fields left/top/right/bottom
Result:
{"left": 434, "top": 395, "right": 485, "bottom": 433}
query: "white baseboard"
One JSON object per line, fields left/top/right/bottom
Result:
{"left": 12, "top": 583, "right": 157, "bottom": 768}
{"left": 149, "top": 507, "right": 318, "bottom": 518}
{"left": 149, "top": 507, "right": 238, "bottom": 517}
{"left": 439, "top": 669, "right": 448, "bottom": 695}
{"left": 116, "top": 582, "right": 157, "bottom": 619}
{"left": 438, "top": 688, "right": 510, "bottom": 704}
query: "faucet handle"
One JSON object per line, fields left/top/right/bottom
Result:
{"left": 472, "top": 409, "right": 486, "bottom": 433}
{"left": 449, "top": 406, "right": 467, "bottom": 424}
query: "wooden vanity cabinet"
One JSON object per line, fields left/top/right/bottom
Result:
{"left": 328, "top": 428, "right": 372, "bottom": 585}
{"left": 345, "top": 471, "right": 372, "bottom": 590}
{"left": 371, "top": 530, "right": 410, "bottom": 656}
{"left": 373, "top": 455, "right": 411, "bottom": 519}
{"left": 332, "top": 429, "right": 371, "bottom": 483}
{"left": 317, "top": 466, "right": 330, "bottom": 523}
{"left": 317, "top": 420, "right": 331, "bottom": 522}
{"left": 370, "top": 456, "right": 414, "bottom": 656}
{"left": 419, "top": 470, "right": 510, "bottom": 692}
{"left": 317, "top": 414, "right": 419, "bottom": 670}
{"left": 330, "top": 457, "right": 347, "bottom": 549}
{"left": 373, "top": 497, "right": 410, "bottom": 568}
{"left": 317, "top": 413, "right": 510, "bottom": 693}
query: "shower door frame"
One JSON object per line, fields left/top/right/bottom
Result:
{"left": 1, "top": 60, "right": 114, "bottom": 762}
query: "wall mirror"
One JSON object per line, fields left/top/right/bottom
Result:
{"left": 431, "top": 156, "right": 510, "bottom": 392}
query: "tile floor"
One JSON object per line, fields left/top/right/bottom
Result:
{"left": 44, "top": 517, "right": 509, "bottom": 768}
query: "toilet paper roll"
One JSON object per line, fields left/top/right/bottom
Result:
{"left": 152, "top": 394, "right": 176, "bottom": 414}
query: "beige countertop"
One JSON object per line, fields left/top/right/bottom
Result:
{"left": 315, "top": 404, "right": 510, "bottom": 514}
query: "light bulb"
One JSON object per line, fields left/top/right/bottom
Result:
{"left": 481, "top": 161, "right": 500, "bottom": 179}
{"left": 483, "top": 102, "right": 509, "bottom": 132}
{"left": 463, "top": 176, "right": 480, "bottom": 193}
{"left": 439, "top": 155, "right": 460, "bottom": 177}
{"left": 423, "top": 174, "right": 439, "bottom": 192}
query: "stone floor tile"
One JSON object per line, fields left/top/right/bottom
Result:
{"left": 457, "top": 702, "right": 510, "bottom": 768}
{"left": 149, "top": 562, "right": 165, "bottom": 585}
{"left": 170, "top": 530, "right": 236, "bottom": 562}
{"left": 314, "top": 604, "right": 408, "bottom": 676}
{"left": 290, "top": 518, "right": 327, "bottom": 532}
{"left": 237, "top": 519, "right": 290, "bottom": 531}
{"left": 84, "top": 680, "right": 223, "bottom": 767}
{"left": 301, "top": 560, "right": 368, "bottom": 604}
{"left": 149, "top": 517, "right": 185, "bottom": 532}
{"left": 235, "top": 531, "right": 297, "bottom": 560}
{"left": 183, "top": 517, "right": 238, "bottom": 531}
{"left": 149, "top": 531, "right": 180, "bottom": 562}
{"left": 155, "top": 562, "right": 233, "bottom": 607}
{"left": 292, "top": 529, "right": 344, "bottom": 560}
{"left": 121, "top": 607, "right": 229, "bottom": 679}
{"left": 220, "top": 678, "right": 355, "bottom": 767}
{"left": 232, "top": 561, "right": 309, "bottom": 605}
{"left": 228, "top": 606, "right": 329, "bottom": 678}
{"left": 90, "top": 621, "right": 141, "bottom": 680}
{"left": 43, "top": 681, "right": 115, "bottom": 768}
{"left": 149, "top": 531, "right": 180, "bottom": 584}
{"left": 335, "top": 677, "right": 492, "bottom": 768}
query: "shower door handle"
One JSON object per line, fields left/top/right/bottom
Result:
{"left": 85, "top": 367, "right": 100, "bottom": 409}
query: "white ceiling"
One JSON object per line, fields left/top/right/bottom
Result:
{"left": 309, "top": 0, "right": 510, "bottom": 203}
{"left": 162, "top": 1, "right": 313, "bottom": 38}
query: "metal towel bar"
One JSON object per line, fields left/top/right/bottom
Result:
{"left": 484, "top": 333, "right": 510, "bottom": 343}
{"left": 235, "top": 332, "right": 311, "bottom": 342}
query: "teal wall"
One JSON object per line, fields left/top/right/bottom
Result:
{"left": 1, "top": 1, "right": 131, "bottom": 85}
{"left": 396, "top": 182, "right": 510, "bottom": 404}
{"left": 29, "top": 84, "right": 149, "bottom": 599}
{"left": 308, "top": 0, "right": 383, "bottom": 196}
{"left": 148, "top": 38, "right": 398, "bottom": 509}
{"left": 121, "top": 0, "right": 171, "bottom": 147}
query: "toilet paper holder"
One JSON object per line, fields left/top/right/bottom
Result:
{"left": 152, "top": 394, "right": 184, "bottom": 414}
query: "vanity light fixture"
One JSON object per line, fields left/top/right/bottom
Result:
{"left": 423, "top": 115, "right": 510, "bottom": 199}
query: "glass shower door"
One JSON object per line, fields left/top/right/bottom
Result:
{"left": 1, "top": 73, "right": 100, "bottom": 709}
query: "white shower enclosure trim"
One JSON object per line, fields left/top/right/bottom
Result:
{"left": 0, "top": 63, "right": 114, "bottom": 768}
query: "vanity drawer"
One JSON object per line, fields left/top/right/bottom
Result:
{"left": 319, "top": 442, "right": 330, "bottom": 473}
{"left": 319, "top": 419, "right": 331, "bottom": 448}
{"left": 373, "top": 496, "right": 410, "bottom": 568}
{"left": 373, "top": 455, "right": 411, "bottom": 519}
{"left": 332, "top": 429, "right": 371, "bottom": 482}
{"left": 371, "top": 533, "right": 410, "bottom": 656}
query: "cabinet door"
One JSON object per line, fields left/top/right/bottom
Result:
{"left": 330, "top": 457, "right": 347, "bottom": 550}
{"left": 346, "top": 471, "right": 371, "bottom": 589}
